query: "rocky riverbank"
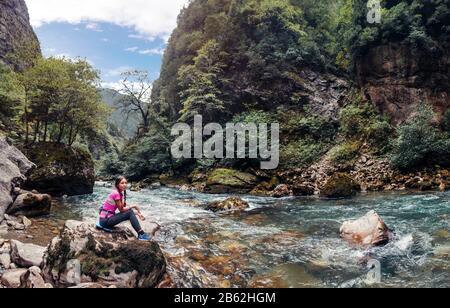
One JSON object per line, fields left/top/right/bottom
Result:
{"left": 123, "top": 151, "right": 450, "bottom": 199}
{"left": 0, "top": 220, "right": 169, "bottom": 288}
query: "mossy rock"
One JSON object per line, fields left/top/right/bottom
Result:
{"left": 23, "top": 142, "right": 95, "bottom": 196}
{"left": 321, "top": 173, "right": 360, "bottom": 198}
{"left": 42, "top": 221, "right": 167, "bottom": 288}
{"left": 205, "top": 169, "right": 258, "bottom": 194}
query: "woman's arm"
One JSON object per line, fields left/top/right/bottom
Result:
{"left": 115, "top": 201, "right": 146, "bottom": 221}
{"left": 115, "top": 200, "right": 136, "bottom": 213}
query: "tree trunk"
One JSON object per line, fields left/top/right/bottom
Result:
{"left": 24, "top": 105, "right": 29, "bottom": 145}
{"left": 57, "top": 123, "right": 65, "bottom": 143}
{"left": 43, "top": 122, "right": 48, "bottom": 142}
{"left": 68, "top": 124, "right": 73, "bottom": 145}
{"left": 33, "top": 121, "right": 40, "bottom": 143}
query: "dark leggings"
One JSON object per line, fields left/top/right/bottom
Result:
{"left": 100, "top": 210, "right": 142, "bottom": 233}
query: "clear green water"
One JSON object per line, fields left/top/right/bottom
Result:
{"left": 54, "top": 184, "right": 450, "bottom": 288}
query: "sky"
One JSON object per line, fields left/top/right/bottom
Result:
{"left": 24, "top": 0, "right": 190, "bottom": 90}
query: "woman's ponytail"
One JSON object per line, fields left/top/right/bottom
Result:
{"left": 115, "top": 176, "right": 127, "bottom": 206}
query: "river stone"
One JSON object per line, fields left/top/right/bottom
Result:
{"left": 270, "top": 184, "right": 291, "bottom": 198}
{"left": 206, "top": 197, "right": 249, "bottom": 212}
{"left": 69, "top": 283, "right": 107, "bottom": 289}
{"left": 10, "top": 240, "right": 46, "bottom": 267}
{"left": 22, "top": 216, "right": 32, "bottom": 228}
{"left": 340, "top": 211, "right": 393, "bottom": 247}
{"left": 1, "top": 268, "right": 27, "bottom": 288}
{"left": 42, "top": 220, "right": 167, "bottom": 288}
{"left": 0, "top": 253, "right": 11, "bottom": 269}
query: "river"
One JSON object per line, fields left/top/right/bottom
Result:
{"left": 40, "top": 184, "right": 450, "bottom": 288}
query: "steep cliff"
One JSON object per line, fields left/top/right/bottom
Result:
{"left": 0, "top": 0, "right": 41, "bottom": 71}
{"left": 356, "top": 43, "right": 450, "bottom": 126}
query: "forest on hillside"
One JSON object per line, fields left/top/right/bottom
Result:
{"left": 104, "top": 0, "right": 450, "bottom": 180}
{"left": 1, "top": 0, "right": 449, "bottom": 181}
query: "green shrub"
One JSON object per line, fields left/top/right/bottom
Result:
{"left": 366, "top": 120, "right": 393, "bottom": 153}
{"left": 282, "top": 113, "right": 337, "bottom": 140}
{"left": 391, "top": 105, "right": 450, "bottom": 171}
{"left": 328, "top": 140, "right": 361, "bottom": 164}
{"left": 280, "top": 138, "right": 329, "bottom": 168}
{"left": 339, "top": 102, "right": 392, "bottom": 150}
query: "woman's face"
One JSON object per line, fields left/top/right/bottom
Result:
{"left": 117, "top": 179, "right": 128, "bottom": 192}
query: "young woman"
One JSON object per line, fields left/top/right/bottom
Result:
{"left": 98, "top": 176, "right": 152, "bottom": 241}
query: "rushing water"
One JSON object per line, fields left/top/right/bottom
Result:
{"left": 51, "top": 184, "right": 450, "bottom": 288}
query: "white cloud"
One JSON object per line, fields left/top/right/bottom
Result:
{"left": 26, "top": 0, "right": 189, "bottom": 41}
{"left": 101, "top": 81, "right": 123, "bottom": 91}
{"left": 138, "top": 48, "right": 165, "bottom": 56}
{"left": 101, "top": 80, "right": 152, "bottom": 101}
{"left": 105, "top": 66, "right": 134, "bottom": 77}
{"left": 101, "top": 38, "right": 109, "bottom": 42}
{"left": 86, "top": 22, "right": 103, "bottom": 32}
{"left": 128, "top": 33, "right": 156, "bottom": 42}
{"left": 125, "top": 46, "right": 139, "bottom": 52}
{"left": 125, "top": 46, "right": 165, "bottom": 56}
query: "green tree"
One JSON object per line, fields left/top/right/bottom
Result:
{"left": 178, "top": 40, "right": 229, "bottom": 123}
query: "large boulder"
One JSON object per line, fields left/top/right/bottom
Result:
{"left": 6, "top": 191, "right": 51, "bottom": 217}
{"left": 340, "top": 211, "right": 393, "bottom": 247}
{"left": 206, "top": 197, "right": 250, "bottom": 213}
{"left": 23, "top": 142, "right": 95, "bottom": 196}
{"left": 0, "top": 137, "right": 35, "bottom": 222}
{"left": 42, "top": 220, "right": 167, "bottom": 288}
{"left": 10, "top": 240, "right": 46, "bottom": 268}
{"left": 321, "top": 173, "right": 360, "bottom": 198}
{"left": 204, "top": 169, "right": 258, "bottom": 194}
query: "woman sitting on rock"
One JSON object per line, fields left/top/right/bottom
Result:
{"left": 97, "top": 176, "right": 152, "bottom": 241}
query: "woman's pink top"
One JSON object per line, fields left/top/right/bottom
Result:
{"left": 99, "top": 190, "right": 122, "bottom": 219}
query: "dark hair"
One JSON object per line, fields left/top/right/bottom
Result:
{"left": 115, "top": 176, "right": 127, "bottom": 206}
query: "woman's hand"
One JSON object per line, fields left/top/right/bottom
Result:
{"left": 137, "top": 212, "right": 146, "bottom": 221}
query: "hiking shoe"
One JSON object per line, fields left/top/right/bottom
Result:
{"left": 138, "top": 233, "right": 152, "bottom": 241}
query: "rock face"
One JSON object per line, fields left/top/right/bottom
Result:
{"left": 0, "top": 0, "right": 41, "bottom": 71}
{"left": 321, "top": 173, "right": 360, "bottom": 198}
{"left": 204, "top": 169, "right": 258, "bottom": 194}
{"left": 23, "top": 142, "right": 95, "bottom": 196}
{"left": 7, "top": 191, "right": 51, "bottom": 217}
{"left": 206, "top": 197, "right": 250, "bottom": 212}
{"left": 0, "top": 137, "right": 35, "bottom": 222}
{"left": 340, "top": 211, "right": 393, "bottom": 247}
{"left": 297, "top": 69, "right": 350, "bottom": 121}
{"left": 42, "top": 220, "right": 167, "bottom": 288}
{"left": 356, "top": 43, "right": 450, "bottom": 125}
